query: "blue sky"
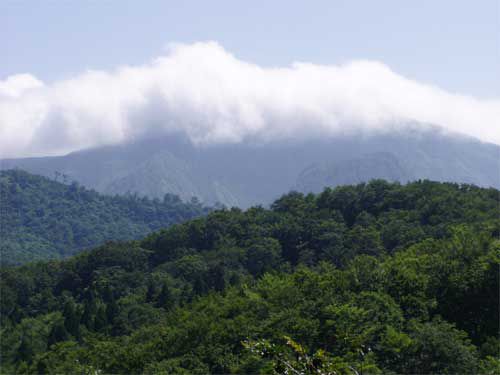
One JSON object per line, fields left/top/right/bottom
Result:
{"left": 1, "top": 1, "right": 499, "bottom": 158}
{"left": 2, "top": 0, "right": 498, "bottom": 98}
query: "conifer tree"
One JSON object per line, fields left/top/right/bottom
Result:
{"left": 106, "top": 297, "right": 119, "bottom": 325}
{"left": 48, "top": 321, "right": 68, "bottom": 347}
{"left": 193, "top": 275, "right": 208, "bottom": 296}
{"left": 16, "top": 336, "right": 33, "bottom": 364}
{"left": 157, "top": 282, "right": 173, "bottom": 309}
{"left": 81, "top": 298, "right": 96, "bottom": 330}
{"left": 63, "top": 300, "right": 80, "bottom": 338}
{"left": 94, "top": 305, "right": 108, "bottom": 332}
{"left": 146, "top": 279, "right": 156, "bottom": 303}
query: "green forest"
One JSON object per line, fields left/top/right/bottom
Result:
{"left": 0, "top": 170, "right": 210, "bottom": 265}
{"left": 1, "top": 179, "right": 499, "bottom": 374}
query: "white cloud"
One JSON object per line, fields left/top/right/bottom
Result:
{"left": 0, "top": 74, "right": 44, "bottom": 98}
{"left": 0, "top": 41, "right": 499, "bottom": 158}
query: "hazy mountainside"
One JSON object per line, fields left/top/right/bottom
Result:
{"left": 0, "top": 170, "right": 210, "bottom": 265}
{"left": 296, "top": 152, "right": 409, "bottom": 193}
{"left": 1, "top": 180, "right": 498, "bottom": 374}
{"left": 2, "top": 127, "right": 499, "bottom": 207}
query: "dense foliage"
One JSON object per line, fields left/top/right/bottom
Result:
{"left": 1, "top": 180, "right": 499, "bottom": 374}
{"left": 0, "top": 169, "right": 210, "bottom": 265}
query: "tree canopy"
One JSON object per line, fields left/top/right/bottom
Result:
{"left": 0, "top": 169, "right": 210, "bottom": 265}
{"left": 1, "top": 179, "right": 498, "bottom": 374}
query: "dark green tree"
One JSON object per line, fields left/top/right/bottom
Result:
{"left": 16, "top": 335, "right": 34, "bottom": 364}
{"left": 48, "top": 322, "right": 68, "bottom": 347}
{"left": 157, "top": 282, "right": 173, "bottom": 309}
{"left": 207, "top": 264, "right": 226, "bottom": 292}
{"left": 81, "top": 298, "right": 97, "bottom": 330}
{"left": 62, "top": 300, "right": 80, "bottom": 338}
{"left": 106, "top": 297, "right": 119, "bottom": 325}
{"left": 94, "top": 305, "right": 108, "bottom": 332}
{"left": 146, "top": 279, "right": 156, "bottom": 303}
{"left": 193, "top": 275, "right": 208, "bottom": 296}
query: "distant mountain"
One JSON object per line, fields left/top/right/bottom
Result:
{"left": 296, "top": 152, "right": 410, "bottom": 193}
{"left": 2, "top": 127, "right": 499, "bottom": 207}
{"left": 0, "top": 169, "right": 210, "bottom": 265}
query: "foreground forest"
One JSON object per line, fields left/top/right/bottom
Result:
{"left": 0, "top": 170, "right": 210, "bottom": 265}
{"left": 1, "top": 180, "right": 499, "bottom": 374}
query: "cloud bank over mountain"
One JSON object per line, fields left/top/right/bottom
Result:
{"left": 0, "top": 41, "right": 499, "bottom": 158}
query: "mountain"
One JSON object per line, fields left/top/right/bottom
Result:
{"left": 0, "top": 169, "right": 210, "bottom": 265}
{"left": 2, "top": 127, "right": 499, "bottom": 207}
{"left": 296, "top": 152, "right": 409, "bottom": 193}
{"left": 1, "top": 180, "right": 498, "bottom": 373}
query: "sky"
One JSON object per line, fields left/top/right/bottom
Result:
{"left": 0, "top": 0, "right": 499, "bottom": 157}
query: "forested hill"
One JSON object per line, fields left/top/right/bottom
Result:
{"left": 1, "top": 180, "right": 499, "bottom": 374}
{"left": 0, "top": 169, "right": 210, "bottom": 265}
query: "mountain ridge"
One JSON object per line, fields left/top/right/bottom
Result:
{"left": 2, "top": 127, "right": 499, "bottom": 207}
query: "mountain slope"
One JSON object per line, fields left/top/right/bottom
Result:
{"left": 0, "top": 169, "right": 210, "bottom": 265}
{"left": 2, "top": 127, "right": 499, "bottom": 207}
{"left": 1, "top": 180, "right": 498, "bottom": 373}
{"left": 296, "top": 152, "right": 410, "bottom": 193}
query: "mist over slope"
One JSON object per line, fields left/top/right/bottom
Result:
{"left": 1, "top": 42, "right": 499, "bottom": 159}
{"left": 2, "top": 128, "right": 498, "bottom": 208}
{"left": 1, "top": 42, "right": 498, "bottom": 204}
